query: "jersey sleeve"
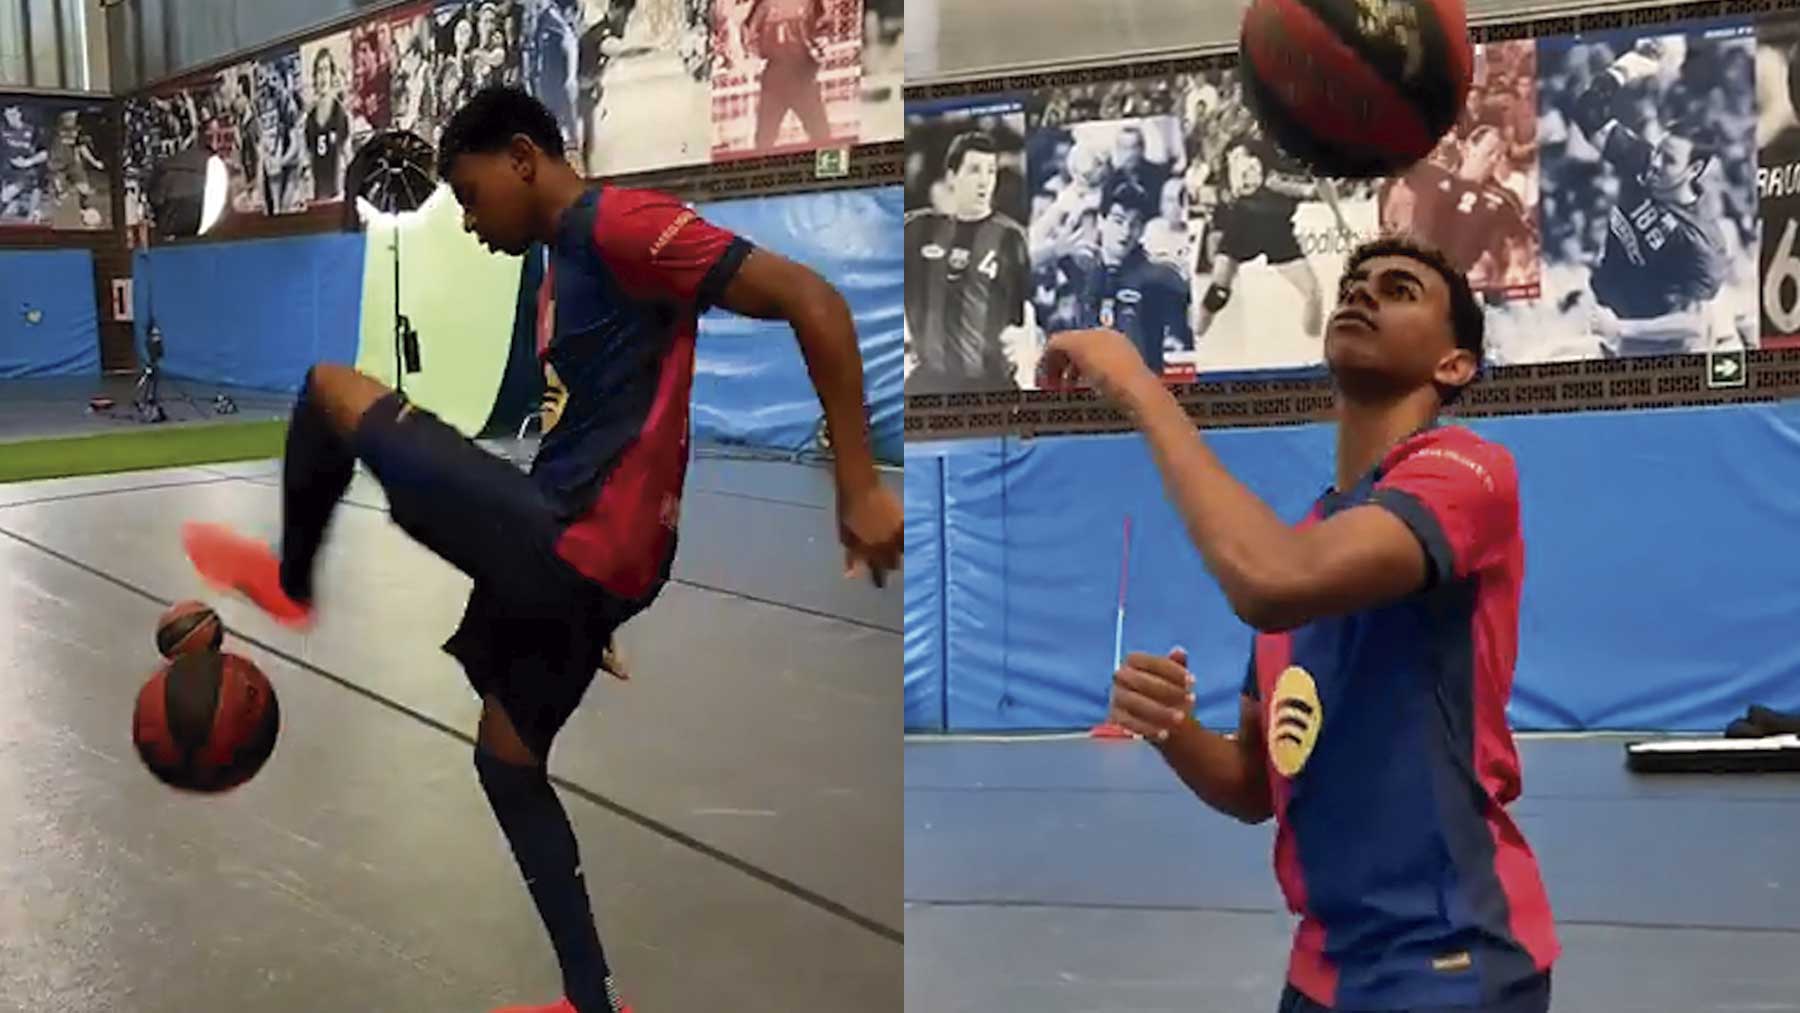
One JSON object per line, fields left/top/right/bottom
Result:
{"left": 594, "top": 186, "right": 755, "bottom": 310}
{"left": 1240, "top": 646, "right": 1259, "bottom": 701}
{"left": 1602, "top": 125, "right": 1653, "bottom": 181}
{"left": 1005, "top": 226, "right": 1030, "bottom": 326}
{"left": 1368, "top": 436, "right": 1520, "bottom": 586}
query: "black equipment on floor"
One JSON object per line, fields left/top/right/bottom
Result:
{"left": 347, "top": 130, "right": 437, "bottom": 396}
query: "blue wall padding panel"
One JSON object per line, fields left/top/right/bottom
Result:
{"left": 694, "top": 186, "right": 903, "bottom": 464}
{"left": 0, "top": 249, "right": 99, "bottom": 378}
{"left": 904, "top": 447, "right": 947, "bottom": 731}
{"left": 133, "top": 234, "right": 365, "bottom": 393}
{"left": 909, "top": 401, "right": 1800, "bottom": 733}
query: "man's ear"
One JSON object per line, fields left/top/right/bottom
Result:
{"left": 510, "top": 134, "right": 540, "bottom": 177}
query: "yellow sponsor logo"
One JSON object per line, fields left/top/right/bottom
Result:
{"left": 1268, "top": 666, "right": 1322, "bottom": 778}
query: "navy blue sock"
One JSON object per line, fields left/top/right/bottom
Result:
{"left": 476, "top": 747, "right": 620, "bottom": 1013}
{"left": 277, "top": 370, "right": 355, "bottom": 603}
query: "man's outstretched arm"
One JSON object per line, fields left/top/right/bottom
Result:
{"left": 715, "top": 248, "right": 879, "bottom": 494}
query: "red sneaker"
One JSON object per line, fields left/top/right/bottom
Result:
{"left": 181, "top": 522, "right": 314, "bottom": 630}
{"left": 487, "top": 1000, "right": 633, "bottom": 1013}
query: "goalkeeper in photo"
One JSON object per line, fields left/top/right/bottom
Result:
{"left": 1551, "top": 31, "right": 1754, "bottom": 357}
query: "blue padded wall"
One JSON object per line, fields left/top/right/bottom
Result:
{"left": 904, "top": 402, "right": 1800, "bottom": 733}
{"left": 904, "top": 448, "right": 947, "bottom": 730}
{"left": 695, "top": 187, "right": 903, "bottom": 464}
{"left": 133, "top": 235, "right": 366, "bottom": 393}
{"left": 0, "top": 249, "right": 99, "bottom": 378}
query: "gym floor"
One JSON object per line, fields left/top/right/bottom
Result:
{"left": 0, "top": 449, "right": 901, "bottom": 1011}
{"left": 0, "top": 376, "right": 291, "bottom": 440}
{"left": 905, "top": 736, "right": 1800, "bottom": 1013}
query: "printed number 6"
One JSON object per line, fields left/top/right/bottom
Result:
{"left": 1764, "top": 218, "right": 1800, "bottom": 334}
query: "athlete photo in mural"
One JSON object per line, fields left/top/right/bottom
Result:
{"left": 1530, "top": 23, "right": 1758, "bottom": 361}
{"left": 904, "top": 100, "right": 1032, "bottom": 395}
{"left": 350, "top": 20, "right": 395, "bottom": 148}
{"left": 213, "top": 62, "right": 267, "bottom": 215}
{"left": 710, "top": 0, "right": 861, "bottom": 160}
{"left": 302, "top": 33, "right": 355, "bottom": 204}
{"left": 859, "top": 0, "right": 902, "bottom": 142}
{"left": 259, "top": 49, "right": 313, "bottom": 214}
{"left": 1028, "top": 110, "right": 1191, "bottom": 380}
{"left": 389, "top": 5, "right": 439, "bottom": 143}
{"left": 573, "top": 0, "right": 711, "bottom": 175}
{"left": 1757, "top": 14, "right": 1800, "bottom": 348}
{"left": 0, "top": 102, "right": 50, "bottom": 226}
{"left": 1380, "top": 39, "right": 1542, "bottom": 300}
{"left": 1176, "top": 69, "right": 1377, "bottom": 373}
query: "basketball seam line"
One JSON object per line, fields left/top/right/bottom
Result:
{"left": 0, "top": 518, "right": 904, "bottom": 946}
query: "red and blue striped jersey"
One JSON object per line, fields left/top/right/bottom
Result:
{"left": 1243, "top": 425, "right": 1558, "bottom": 1009}
{"left": 534, "top": 185, "right": 752, "bottom": 599}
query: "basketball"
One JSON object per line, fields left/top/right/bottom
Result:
{"left": 132, "top": 651, "right": 281, "bottom": 793}
{"left": 1238, "top": 0, "right": 1474, "bottom": 178}
{"left": 156, "top": 599, "right": 225, "bottom": 658}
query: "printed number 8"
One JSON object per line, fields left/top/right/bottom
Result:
{"left": 1457, "top": 191, "right": 1478, "bottom": 215}
{"left": 1765, "top": 218, "right": 1800, "bottom": 333}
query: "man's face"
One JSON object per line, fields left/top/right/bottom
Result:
{"left": 1098, "top": 201, "right": 1144, "bottom": 262}
{"left": 1463, "top": 129, "right": 1503, "bottom": 180}
{"left": 3, "top": 107, "right": 21, "bottom": 128}
{"left": 1646, "top": 133, "right": 1701, "bottom": 195}
{"left": 950, "top": 150, "right": 997, "bottom": 217}
{"left": 1325, "top": 254, "right": 1471, "bottom": 397}
{"left": 448, "top": 143, "right": 538, "bottom": 256}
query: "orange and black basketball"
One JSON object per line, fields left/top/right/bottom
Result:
{"left": 156, "top": 599, "right": 225, "bottom": 659}
{"left": 132, "top": 651, "right": 280, "bottom": 793}
{"left": 1239, "top": 0, "right": 1474, "bottom": 178}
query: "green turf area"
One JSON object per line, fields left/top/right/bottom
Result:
{"left": 0, "top": 421, "right": 289, "bottom": 484}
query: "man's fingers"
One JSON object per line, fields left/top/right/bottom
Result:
{"left": 1124, "top": 651, "right": 1196, "bottom": 687}
{"left": 1114, "top": 665, "right": 1193, "bottom": 710}
{"left": 1106, "top": 706, "right": 1159, "bottom": 741}
{"left": 1112, "top": 682, "right": 1190, "bottom": 732}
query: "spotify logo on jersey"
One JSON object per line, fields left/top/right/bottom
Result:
{"left": 1269, "top": 666, "right": 1323, "bottom": 778}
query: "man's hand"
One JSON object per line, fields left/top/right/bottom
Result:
{"left": 1108, "top": 648, "right": 1197, "bottom": 744}
{"left": 1038, "top": 327, "right": 1159, "bottom": 405}
{"left": 839, "top": 480, "right": 902, "bottom": 587}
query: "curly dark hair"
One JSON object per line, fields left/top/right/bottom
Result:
{"left": 1344, "top": 235, "right": 1485, "bottom": 405}
{"left": 435, "top": 86, "right": 564, "bottom": 179}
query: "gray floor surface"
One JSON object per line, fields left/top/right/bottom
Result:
{"left": 905, "top": 737, "right": 1800, "bottom": 1013}
{"left": 1, "top": 454, "right": 900, "bottom": 1012}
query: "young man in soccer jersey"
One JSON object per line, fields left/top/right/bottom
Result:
{"left": 1040, "top": 236, "right": 1558, "bottom": 1013}
{"left": 184, "top": 87, "right": 903, "bottom": 1013}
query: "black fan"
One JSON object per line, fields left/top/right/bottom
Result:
{"left": 347, "top": 129, "right": 437, "bottom": 393}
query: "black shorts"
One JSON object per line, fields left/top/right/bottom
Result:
{"left": 353, "top": 394, "right": 657, "bottom": 758}
{"left": 1213, "top": 202, "right": 1305, "bottom": 266}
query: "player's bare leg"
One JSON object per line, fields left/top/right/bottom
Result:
{"left": 1194, "top": 254, "right": 1240, "bottom": 337}
{"left": 1277, "top": 258, "right": 1325, "bottom": 337}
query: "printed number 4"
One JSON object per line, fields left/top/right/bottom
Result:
{"left": 1766, "top": 218, "right": 1800, "bottom": 333}
{"left": 978, "top": 250, "right": 999, "bottom": 280}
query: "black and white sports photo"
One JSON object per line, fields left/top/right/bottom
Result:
{"left": 1175, "top": 69, "right": 1379, "bottom": 373}
{"left": 1027, "top": 111, "right": 1193, "bottom": 381}
{"left": 1523, "top": 22, "right": 1759, "bottom": 362}
{"left": 302, "top": 32, "right": 356, "bottom": 205}
{"left": 258, "top": 49, "right": 313, "bottom": 214}
{"left": 904, "top": 99, "right": 1033, "bottom": 395}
